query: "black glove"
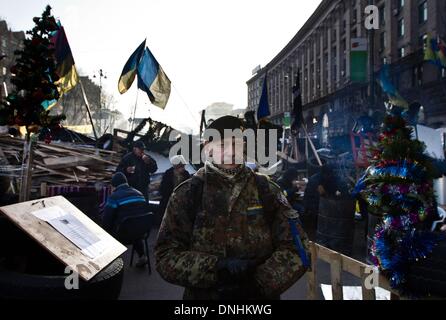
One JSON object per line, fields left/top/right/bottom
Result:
{"left": 216, "top": 259, "right": 257, "bottom": 284}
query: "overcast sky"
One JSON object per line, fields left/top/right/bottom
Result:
{"left": 0, "top": 0, "right": 321, "bottom": 133}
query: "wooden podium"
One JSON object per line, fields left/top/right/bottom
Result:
{"left": 0, "top": 196, "right": 127, "bottom": 281}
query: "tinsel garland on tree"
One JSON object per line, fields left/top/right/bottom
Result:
{"left": 0, "top": 5, "right": 65, "bottom": 141}
{"left": 354, "top": 107, "right": 444, "bottom": 293}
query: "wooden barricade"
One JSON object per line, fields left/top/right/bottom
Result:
{"left": 306, "top": 242, "right": 401, "bottom": 300}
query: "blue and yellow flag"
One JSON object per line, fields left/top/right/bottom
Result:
{"left": 425, "top": 34, "right": 446, "bottom": 68}
{"left": 136, "top": 47, "right": 171, "bottom": 109}
{"left": 424, "top": 34, "right": 438, "bottom": 64}
{"left": 439, "top": 39, "right": 446, "bottom": 68}
{"left": 378, "top": 64, "right": 409, "bottom": 108}
{"left": 118, "top": 39, "right": 146, "bottom": 94}
{"left": 257, "top": 74, "right": 270, "bottom": 121}
{"left": 42, "top": 24, "right": 79, "bottom": 110}
{"left": 53, "top": 26, "right": 79, "bottom": 95}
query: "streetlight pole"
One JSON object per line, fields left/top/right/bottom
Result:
{"left": 93, "top": 69, "right": 107, "bottom": 135}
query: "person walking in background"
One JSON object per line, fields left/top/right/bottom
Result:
{"left": 116, "top": 141, "right": 158, "bottom": 200}
{"left": 277, "top": 168, "right": 305, "bottom": 214}
{"left": 158, "top": 155, "right": 191, "bottom": 221}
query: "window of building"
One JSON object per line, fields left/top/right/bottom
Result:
{"left": 398, "top": 0, "right": 405, "bottom": 10}
{"left": 419, "top": 34, "right": 428, "bottom": 49}
{"left": 419, "top": 1, "right": 428, "bottom": 24}
{"left": 2, "top": 67, "right": 6, "bottom": 76}
{"left": 1, "top": 39, "right": 6, "bottom": 48}
{"left": 412, "top": 64, "right": 423, "bottom": 87}
{"left": 398, "top": 18, "right": 405, "bottom": 38}
{"left": 352, "top": 9, "right": 358, "bottom": 24}
{"left": 398, "top": 47, "right": 405, "bottom": 58}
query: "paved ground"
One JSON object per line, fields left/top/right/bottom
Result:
{"left": 118, "top": 219, "right": 368, "bottom": 300}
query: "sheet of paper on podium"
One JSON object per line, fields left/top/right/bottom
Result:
{"left": 32, "top": 206, "right": 109, "bottom": 259}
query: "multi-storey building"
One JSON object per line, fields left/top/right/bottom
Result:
{"left": 0, "top": 20, "right": 25, "bottom": 100}
{"left": 247, "top": 0, "right": 446, "bottom": 146}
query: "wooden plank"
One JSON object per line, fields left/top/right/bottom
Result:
{"left": 0, "top": 196, "right": 127, "bottom": 281}
{"left": 306, "top": 242, "right": 318, "bottom": 300}
{"left": 40, "top": 182, "right": 47, "bottom": 197}
{"left": 19, "top": 137, "right": 34, "bottom": 202}
{"left": 39, "top": 144, "right": 117, "bottom": 166}
{"left": 36, "top": 165, "right": 88, "bottom": 183}
{"left": 330, "top": 253, "right": 343, "bottom": 300}
{"left": 33, "top": 150, "right": 51, "bottom": 158}
{"left": 0, "top": 146, "right": 9, "bottom": 165}
{"left": 76, "top": 166, "right": 90, "bottom": 173}
{"left": 314, "top": 243, "right": 362, "bottom": 274}
{"left": 312, "top": 243, "right": 397, "bottom": 297}
{"left": 390, "top": 292, "right": 400, "bottom": 300}
{"left": 72, "top": 170, "right": 79, "bottom": 183}
{"left": 361, "top": 266, "right": 377, "bottom": 300}
{"left": 44, "top": 141, "right": 118, "bottom": 155}
{"left": 43, "top": 155, "right": 95, "bottom": 170}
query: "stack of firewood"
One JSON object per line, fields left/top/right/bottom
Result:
{"left": 0, "top": 135, "right": 119, "bottom": 188}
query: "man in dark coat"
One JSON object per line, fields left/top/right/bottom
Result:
{"left": 158, "top": 155, "right": 191, "bottom": 219}
{"left": 103, "top": 172, "right": 150, "bottom": 267}
{"left": 116, "top": 141, "right": 158, "bottom": 199}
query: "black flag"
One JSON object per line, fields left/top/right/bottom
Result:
{"left": 292, "top": 71, "right": 304, "bottom": 131}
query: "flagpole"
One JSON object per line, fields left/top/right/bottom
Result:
{"left": 281, "top": 128, "right": 286, "bottom": 153}
{"left": 79, "top": 78, "right": 98, "bottom": 140}
{"left": 131, "top": 88, "right": 139, "bottom": 132}
{"left": 302, "top": 125, "right": 322, "bottom": 166}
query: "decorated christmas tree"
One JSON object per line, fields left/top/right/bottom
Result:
{"left": 0, "top": 6, "right": 66, "bottom": 201}
{"left": 0, "top": 5, "right": 65, "bottom": 138}
{"left": 355, "top": 106, "right": 444, "bottom": 293}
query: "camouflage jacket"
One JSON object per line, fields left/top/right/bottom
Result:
{"left": 154, "top": 163, "right": 309, "bottom": 300}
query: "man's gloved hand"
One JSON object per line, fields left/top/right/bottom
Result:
{"left": 216, "top": 258, "right": 257, "bottom": 283}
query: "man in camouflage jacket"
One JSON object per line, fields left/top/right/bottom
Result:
{"left": 155, "top": 116, "right": 309, "bottom": 300}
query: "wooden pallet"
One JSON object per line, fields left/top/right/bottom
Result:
{"left": 306, "top": 242, "right": 401, "bottom": 300}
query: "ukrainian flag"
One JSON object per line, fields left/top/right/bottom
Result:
{"left": 53, "top": 26, "right": 79, "bottom": 95}
{"left": 378, "top": 64, "right": 409, "bottom": 108}
{"left": 439, "top": 39, "right": 446, "bottom": 68}
{"left": 424, "top": 35, "right": 446, "bottom": 68}
{"left": 118, "top": 39, "right": 146, "bottom": 94}
{"left": 136, "top": 47, "right": 171, "bottom": 109}
{"left": 424, "top": 34, "right": 438, "bottom": 64}
{"left": 42, "top": 24, "right": 78, "bottom": 110}
{"left": 257, "top": 74, "right": 270, "bottom": 121}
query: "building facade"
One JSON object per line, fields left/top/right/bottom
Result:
{"left": 0, "top": 20, "right": 25, "bottom": 100}
{"left": 247, "top": 0, "right": 446, "bottom": 146}
{"left": 51, "top": 76, "right": 122, "bottom": 136}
